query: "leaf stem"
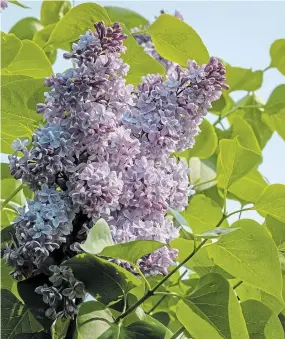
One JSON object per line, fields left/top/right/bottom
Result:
{"left": 146, "top": 295, "right": 167, "bottom": 315}
{"left": 1, "top": 183, "right": 24, "bottom": 210}
{"left": 170, "top": 326, "right": 184, "bottom": 339}
{"left": 226, "top": 207, "right": 253, "bottom": 219}
{"left": 263, "top": 65, "right": 271, "bottom": 72}
{"left": 134, "top": 264, "right": 151, "bottom": 291}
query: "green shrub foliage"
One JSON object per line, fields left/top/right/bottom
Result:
{"left": 1, "top": 2, "right": 285, "bottom": 338}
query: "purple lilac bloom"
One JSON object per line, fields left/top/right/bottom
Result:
{"left": 6, "top": 20, "right": 228, "bottom": 317}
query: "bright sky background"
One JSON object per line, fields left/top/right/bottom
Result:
{"left": 1, "top": 1, "right": 285, "bottom": 222}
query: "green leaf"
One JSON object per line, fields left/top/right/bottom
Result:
{"left": 142, "top": 314, "right": 173, "bottom": 338}
{"left": 33, "top": 24, "right": 56, "bottom": 50}
{"left": 254, "top": 184, "right": 285, "bottom": 222}
{"left": 229, "top": 95, "right": 273, "bottom": 149}
{"left": 203, "top": 185, "right": 224, "bottom": 208}
{"left": 1, "top": 77, "right": 45, "bottom": 153}
{"left": 170, "top": 238, "right": 194, "bottom": 262}
{"left": 100, "top": 322, "right": 170, "bottom": 339}
{"left": 1, "top": 225, "right": 15, "bottom": 243}
{"left": 18, "top": 274, "right": 54, "bottom": 330}
{"left": 1, "top": 289, "right": 42, "bottom": 339}
{"left": 51, "top": 318, "right": 70, "bottom": 339}
{"left": 12, "top": 333, "right": 50, "bottom": 339}
{"left": 228, "top": 169, "right": 268, "bottom": 204}
{"left": 181, "top": 194, "right": 227, "bottom": 233}
{"left": 1, "top": 178, "right": 25, "bottom": 209}
{"left": 1, "top": 259, "right": 21, "bottom": 300}
{"left": 9, "top": 17, "right": 42, "bottom": 40}
{"left": 241, "top": 300, "right": 284, "bottom": 339}
{"left": 217, "top": 138, "right": 262, "bottom": 189}
{"left": 226, "top": 64, "right": 263, "bottom": 92}
{"left": 80, "top": 218, "right": 114, "bottom": 254}
{"left": 77, "top": 302, "right": 171, "bottom": 339}
{"left": 177, "top": 299, "right": 224, "bottom": 339}
{"left": 105, "top": 6, "right": 149, "bottom": 29}
{"left": 122, "top": 24, "right": 165, "bottom": 86}
{"left": 66, "top": 254, "right": 141, "bottom": 305}
{"left": 210, "top": 91, "right": 234, "bottom": 116}
{"left": 33, "top": 24, "right": 60, "bottom": 63}
{"left": 266, "top": 215, "right": 285, "bottom": 248}
{"left": 145, "top": 14, "right": 209, "bottom": 66}
{"left": 176, "top": 119, "right": 218, "bottom": 160}
{"left": 1, "top": 208, "right": 18, "bottom": 229}
{"left": 182, "top": 241, "right": 233, "bottom": 278}
{"left": 231, "top": 115, "right": 261, "bottom": 154}
{"left": 270, "top": 39, "right": 285, "bottom": 75}
{"left": 189, "top": 157, "right": 217, "bottom": 191}
{"left": 264, "top": 84, "right": 285, "bottom": 115}
{"left": 41, "top": 0, "right": 71, "bottom": 26}
{"left": 187, "top": 273, "right": 249, "bottom": 339}
{"left": 235, "top": 282, "right": 285, "bottom": 315}
{"left": 46, "top": 3, "right": 111, "bottom": 49}
{"left": 100, "top": 240, "right": 164, "bottom": 265}
{"left": 1, "top": 32, "right": 22, "bottom": 69}
{"left": 9, "top": 0, "right": 30, "bottom": 8}
{"left": 208, "top": 219, "right": 283, "bottom": 300}
{"left": 2, "top": 39, "right": 52, "bottom": 78}
{"left": 76, "top": 301, "right": 114, "bottom": 339}
{"left": 262, "top": 108, "right": 285, "bottom": 141}
{"left": 1, "top": 163, "right": 11, "bottom": 179}
{"left": 168, "top": 208, "right": 194, "bottom": 238}
{"left": 195, "top": 227, "right": 240, "bottom": 239}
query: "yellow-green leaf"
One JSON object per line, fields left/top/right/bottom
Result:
{"left": 228, "top": 169, "right": 268, "bottom": 203}
{"left": 46, "top": 3, "right": 111, "bottom": 49}
{"left": 241, "top": 300, "right": 284, "bottom": 339}
{"left": 270, "top": 39, "right": 285, "bottom": 75}
{"left": 41, "top": 0, "right": 71, "bottom": 26}
{"left": 145, "top": 14, "right": 209, "bottom": 66}
{"left": 9, "top": 17, "right": 42, "bottom": 40}
{"left": 1, "top": 77, "right": 45, "bottom": 153}
{"left": 217, "top": 138, "right": 262, "bottom": 189}
{"left": 209, "top": 219, "right": 283, "bottom": 300}
{"left": 105, "top": 6, "right": 149, "bottom": 29}
{"left": 226, "top": 64, "right": 263, "bottom": 92}
{"left": 254, "top": 184, "right": 285, "bottom": 222}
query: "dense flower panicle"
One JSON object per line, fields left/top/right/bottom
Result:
{"left": 35, "top": 265, "right": 85, "bottom": 319}
{"left": 3, "top": 186, "right": 74, "bottom": 279}
{"left": 6, "top": 19, "right": 228, "bottom": 319}
{"left": 123, "top": 57, "right": 228, "bottom": 154}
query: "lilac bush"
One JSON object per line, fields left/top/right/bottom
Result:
{"left": 5, "top": 20, "right": 228, "bottom": 320}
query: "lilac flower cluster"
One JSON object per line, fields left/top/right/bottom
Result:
{"left": 3, "top": 185, "right": 74, "bottom": 279}
{"left": 35, "top": 265, "right": 85, "bottom": 319}
{"left": 5, "top": 19, "right": 228, "bottom": 318}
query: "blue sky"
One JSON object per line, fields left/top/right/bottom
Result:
{"left": 2, "top": 1, "right": 285, "bottom": 222}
